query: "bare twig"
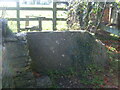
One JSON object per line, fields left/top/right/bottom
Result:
{"left": 95, "top": 1, "right": 107, "bottom": 33}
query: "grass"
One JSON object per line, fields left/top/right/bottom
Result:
{"left": 8, "top": 20, "right": 67, "bottom": 32}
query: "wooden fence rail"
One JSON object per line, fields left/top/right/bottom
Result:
{"left": 0, "top": 2, "right": 68, "bottom": 32}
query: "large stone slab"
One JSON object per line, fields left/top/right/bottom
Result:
{"left": 27, "top": 31, "right": 109, "bottom": 73}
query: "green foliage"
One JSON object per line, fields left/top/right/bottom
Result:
{"left": 46, "top": 67, "right": 78, "bottom": 88}
{"left": 46, "top": 62, "right": 105, "bottom": 88}
{"left": 79, "top": 64, "right": 105, "bottom": 87}
{"left": 107, "top": 49, "right": 119, "bottom": 73}
{"left": 47, "top": 67, "right": 78, "bottom": 78}
{"left": 67, "top": 1, "right": 119, "bottom": 31}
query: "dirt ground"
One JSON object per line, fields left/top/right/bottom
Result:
{"left": 95, "top": 30, "right": 120, "bottom": 88}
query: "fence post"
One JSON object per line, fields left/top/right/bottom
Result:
{"left": 25, "top": 16, "right": 29, "bottom": 27}
{"left": 0, "top": 19, "right": 7, "bottom": 37}
{"left": 0, "top": 19, "right": 2, "bottom": 90}
{"left": 53, "top": 2, "right": 57, "bottom": 31}
{"left": 38, "top": 18, "right": 42, "bottom": 31}
{"left": 17, "top": 2, "right": 20, "bottom": 32}
{"left": 0, "top": 21, "right": 2, "bottom": 43}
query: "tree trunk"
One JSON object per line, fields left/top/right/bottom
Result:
{"left": 117, "top": 12, "right": 120, "bottom": 30}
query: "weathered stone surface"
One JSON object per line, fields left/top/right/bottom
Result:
{"left": 2, "top": 38, "right": 35, "bottom": 88}
{"left": 1, "top": 19, "right": 35, "bottom": 88}
{"left": 27, "top": 31, "right": 109, "bottom": 73}
{"left": 5, "top": 36, "right": 18, "bottom": 42}
{"left": 2, "top": 44, "right": 15, "bottom": 88}
{"left": 14, "top": 79, "right": 35, "bottom": 88}
{"left": 5, "top": 42, "right": 28, "bottom": 58}
{"left": 16, "top": 32, "right": 27, "bottom": 41}
{"left": 36, "top": 76, "right": 52, "bottom": 88}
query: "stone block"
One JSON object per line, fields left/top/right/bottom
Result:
{"left": 27, "top": 31, "right": 109, "bottom": 73}
{"left": 36, "top": 76, "right": 52, "bottom": 88}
